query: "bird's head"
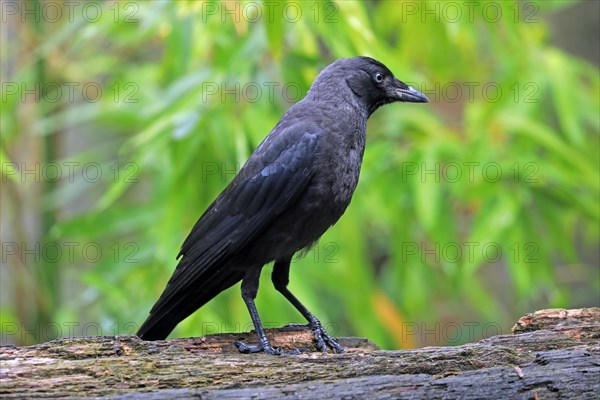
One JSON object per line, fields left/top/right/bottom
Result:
{"left": 308, "top": 56, "right": 428, "bottom": 116}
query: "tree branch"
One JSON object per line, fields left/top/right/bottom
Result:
{"left": 1, "top": 308, "right": 598, "bottom": 399}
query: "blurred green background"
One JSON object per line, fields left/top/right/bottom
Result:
{"left": 1, "top": 0, "right": 598, "bottom": 349}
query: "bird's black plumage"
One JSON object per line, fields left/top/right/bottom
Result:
{"left": 137, "top": 56, "right": 428, "bottom": 353}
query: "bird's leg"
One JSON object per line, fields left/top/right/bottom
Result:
{"left": 235, "top": 267, "right": 282, "bottom": 355}
{"left": 272, "top": 258, "right": 344, "bottom": 353}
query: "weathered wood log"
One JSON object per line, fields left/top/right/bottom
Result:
{"left": 1, "top": 308, "right": 598, "bottom": 399}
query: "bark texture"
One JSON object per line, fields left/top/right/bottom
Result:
{"left": 1, "top": 308, "right": 599, "bottom": 399}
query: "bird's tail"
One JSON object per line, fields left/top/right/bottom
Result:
{"left": 136, "top": 310, "right": 182, "bottom": 341}
{"left": 137, "top": 267, "right": 245, "bottom": 341}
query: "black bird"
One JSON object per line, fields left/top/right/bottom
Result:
{"left": 137, "top": 56, "right": 428, "bottom": 354}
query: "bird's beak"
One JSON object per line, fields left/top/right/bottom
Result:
{"left": 393, "top": 81, "right": 429, "bottom": 103}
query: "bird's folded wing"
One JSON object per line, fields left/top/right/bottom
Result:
{"left": 149, "top": 129, "right": 318, "bottom": 312}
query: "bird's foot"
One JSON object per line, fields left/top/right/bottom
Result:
{"left": 235, "top": 340, "right": 302, "bottom": 355}
{"left": 309, "top": 320, "right": 344, "bottom": 353}
{"left": 235, "top": 340, "right": 281, "bottom": 355}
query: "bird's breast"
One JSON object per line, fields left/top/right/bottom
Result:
{"left": 244, "top": 105, "right": 367, "bottom": 262}
{"left": 315, "top": 119, "right": 366, "bottom": 208}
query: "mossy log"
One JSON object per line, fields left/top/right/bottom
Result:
{"left": 1, "top": 308, "right": 599, "bottom": 399}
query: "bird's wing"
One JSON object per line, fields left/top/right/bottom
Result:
{"left": 148, "top": 128, "right": 318, "bottom": 314}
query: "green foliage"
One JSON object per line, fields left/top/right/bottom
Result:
{"left": 2, "top": 0, "right": 598, "bottom": 348}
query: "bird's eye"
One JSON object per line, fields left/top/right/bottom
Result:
{"left": 375, "top": 73, "right": 384, "bottom": 83}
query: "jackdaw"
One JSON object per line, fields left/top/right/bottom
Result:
{"left": 137, "top": 56, "right": 429, "bottom": 354}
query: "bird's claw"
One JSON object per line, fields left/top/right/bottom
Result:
{"left": 310, "top": 321, "right": 344, "bottom": 353}
{"left": 234, "top": 340, "right": 305, "bottom": 355}
{"left": 235, "top": 340, "right": 279, "bottom": 355}
{"left": 235, "top": 340, "right": 282, "bottom": 355}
